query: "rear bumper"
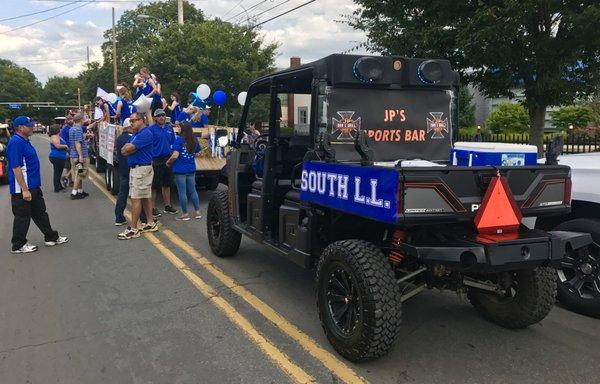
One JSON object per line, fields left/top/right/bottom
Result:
{"left": 397, "top": 229, "right": 592, "bottom": 272}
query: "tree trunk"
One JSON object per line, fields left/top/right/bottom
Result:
{"left": 528, "top": 104, "right": 547, "bottom": 157}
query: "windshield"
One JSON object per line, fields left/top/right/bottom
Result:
{"left": 325, "top": 87, "right": 454, "bottom": 162}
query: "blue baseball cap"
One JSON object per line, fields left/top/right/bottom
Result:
{"left": 12, "top": 116, "right": 34, "bottom": 128}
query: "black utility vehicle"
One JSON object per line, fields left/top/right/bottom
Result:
{"left": 206, "top": 55, "right": 591, "bottom": 362}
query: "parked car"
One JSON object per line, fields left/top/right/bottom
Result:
{"left": 538, "top": 151, "right": 600, "bottom": 317}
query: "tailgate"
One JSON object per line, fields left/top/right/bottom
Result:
{"left": 400, "top": 165, "right": 571, "bottom": 223}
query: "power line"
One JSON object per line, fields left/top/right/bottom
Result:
{"left": 251, "top": 0, "right": 316, "bottom": 28}
{"left": 0, "top": 1, "right": 94, "bottom": 35}
{"left": 0, "top": 2, "right": 75, "bottom": 22}
{"left": 12, "top": 56, "right": 84, "bottom": 63}
{"left": 222, "top": 0, "right": 244, "bottom": 19}
{"left": 226, "top": 0, "right": 268, "bottom": 22}
{"left": 249, "top": 0, "right": 293, "bottom": 20}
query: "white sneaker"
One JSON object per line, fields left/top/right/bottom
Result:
{"left": 11, "top": 243, "right": 38, "bottom": 254}
{"left": 45, "top": 236, "right": 69, "bottom": 247}
{"left": 195, "top": 212, "right": 202, "bottom": 219}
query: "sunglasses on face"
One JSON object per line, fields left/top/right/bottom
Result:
{"left": 130, "top": 118, "right": 141, "bottom": 122}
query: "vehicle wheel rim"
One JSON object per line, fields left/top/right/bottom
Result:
{"left": 326, "top": 267, "right": 361, "bottom": 336}
{"left": 208, "top": 208, "right": 221, "bottom": 242}
{"left": 557, "top": 241, "right": 600, "bottom": 300}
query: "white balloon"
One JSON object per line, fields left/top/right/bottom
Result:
{"left": 196, "top": 84, "right": 211, "bottom": 100}
{"left": 133, "top": 96, "right": 152, "bottom": 113}
{"left": 106, "top": 92, "right": 118, "bottom": 104}
{"left": 237, "top": 91, "right": 248, "bottom": 106}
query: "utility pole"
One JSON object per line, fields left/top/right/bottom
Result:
{"left": 111, "top": 7, "right": 118, "bottom": 91}
{"left": 177, "top": 0, "right": 184, "bottom": 25}
{"left": 77, "top": 88, "right": 81, "bottom": 110}
{"left": 86, "top": 46, "right": 90, "bottom": 69}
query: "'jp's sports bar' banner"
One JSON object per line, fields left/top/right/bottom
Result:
{"left": 326, "top": 87, "right": 453, "bottom": 162}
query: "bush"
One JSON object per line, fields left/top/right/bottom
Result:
{"left": 486, "top": 102, "right": 530, "bottom": 134}
{"left": 549, "top": 105, "right": 595, "bottom": 131}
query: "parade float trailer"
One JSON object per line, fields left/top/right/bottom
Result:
{"left": 96, "top": 122, "right": 236, "bottom": 195}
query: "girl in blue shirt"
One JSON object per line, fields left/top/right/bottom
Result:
{"left": 168, "top": 92, "right": 182, "bottom": 123}
{"left": 166, "top": 121, "right": 201, "bottom": 221}
{"left": 48, "top": 124, "right": 68, "bottom": 192}
{"left": 115, "top": 87, "right": 136, "bottom": 125}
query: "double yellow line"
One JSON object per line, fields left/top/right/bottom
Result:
{"left": 86, "top": 168, "right": 366, "bottom": 384}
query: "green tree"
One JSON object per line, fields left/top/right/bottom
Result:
{"left": 0, "top": 59, "right": 42, "bottom": 122}
{"left": 350, "top": 1, "right": 600, "bottom": 154}
{"left": 78, "top": 62, "right": 114, "bottom": 102}
{"left": 459, "top": 86, "right": 475, "bottom": 129}
{"left": 486, "top": 103, "right": 530, "bottom": 134}
{"left": 100, "top": 0, "right": 204, "bottom": 87}
{"left": 140, "top": 19, "right": 277, "bottom": 125}
{"left": 549, "top": 105, "right": 595, "bottom": 131}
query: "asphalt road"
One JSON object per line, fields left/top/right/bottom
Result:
{"left": 1, "top": 135, "right": 599, "bottom": 384}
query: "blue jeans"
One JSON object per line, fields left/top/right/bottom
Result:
{"left": 115, "top": 173, "right": 147, "bottom": 223}
{"left": 174, "top": 173, "right": 200, "bottom": 214}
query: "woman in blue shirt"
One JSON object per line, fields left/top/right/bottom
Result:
{"left": 48, "top": 124, "right": 69, "bottom": 192}
{"left": 166, "top": 121, "right": 201, "bottom": 221}
{"left": 115, "top": 87, "right": 136, "bottom": 125}
{"left": 168, "top": 92, "right": 182, "bottom": 123}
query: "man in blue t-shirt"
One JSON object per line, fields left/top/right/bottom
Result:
{"left": 118, "top": 112, "right": 159, "bottom": 239}
{"left": 149, "top": 108, "right": 177, "bottom": 217}
{"left": 68, "top": 113, "right": 90, "bottom": 200}
{"left": 59, "top": 115, "right": 74, "bottom": 186}
{"left": 7, "top": 116, "right": 68, "bottom": 254}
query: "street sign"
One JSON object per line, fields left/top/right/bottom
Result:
{"left": 8, "top": 103, "right": 22, "bottom": 109}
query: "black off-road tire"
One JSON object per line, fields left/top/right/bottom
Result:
{"left": 468, "top": 267, "right": 556, "bottom": 328}
{"left": 206, "top": 190, "right": 241, "bottom": 257}
{"left": 554, "top": 218, "right": 600, "bottom": 318}
{"left": 316, "top": 240, "right": 402, "bottom": 362}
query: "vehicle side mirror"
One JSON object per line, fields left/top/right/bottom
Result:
{"left": 291, "top": 163, "right": 303, "bottom": 190}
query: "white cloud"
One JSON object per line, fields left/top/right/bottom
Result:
{"left": 1, "top": 0, "right": 368, "bottom": 83}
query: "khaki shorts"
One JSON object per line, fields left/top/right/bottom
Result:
{"left": 129, "top": 165, "right": 153, "bottom": 199}
{"left": 70, "top": 157, "right": 89, "bottom": 181}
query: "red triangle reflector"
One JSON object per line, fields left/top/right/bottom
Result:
{"left": 474, "top": 174, "right": 522, "bottom": 234}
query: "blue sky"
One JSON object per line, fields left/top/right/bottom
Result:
{"left": 0, "top": 0, "right": 367, "bottom": 83}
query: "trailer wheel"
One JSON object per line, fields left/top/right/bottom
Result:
{"left": 95, "top": 157, "right": 107, "bottom": 173}
{"left": 553, "top": 218, "right": 600, "bottom": 318}
{"left": 111, "top": 166, "right": 120, "bottom": 195}
{"left": 105, "top": 165, "right": 113, "bottom": 191}
{"left": 207, "top": 175, "right": 219, "bottom": 191}
{"left": 468, "top": 267, "right": 556, "bottom": 328}
{"left": 206, "top": 190, "right": 241, "bottom": 257}
{"left": 316, "top": 240, "right": 402, "bottom": 362}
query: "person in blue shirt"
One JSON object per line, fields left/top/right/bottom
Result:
{"left": 166, "top": 121, "right": 201, "bottom": 221}
{"left": 48, "top": 124, "right": 69, "bottom": 192}
{"left": 167, "top": 92, "right": 182, "bottom": 123}
{"left": 59, "top": 115, "right": 74, "bottom": 186}
{"left": 68, "top": 114, "right": 90, "bottom": 200}
{"left": 135, "top": 67, "right": 162, "bottom": 113}
{"left": 7, "top": 116, "right": 68, "bottom": 254}
{"left": 113, "top": 118, "right": 147, "bottom": 226}
{"left": 149, "top": 108, "right": 177, "bottom": 217}
{"left": 115, "top": 86, "right": 136, "bottom": 125}
{"left": 200, "top": 105, "right": 211, "bottom": 127}
{"left": 118, "top": 112, "right": 159, "bottom": 240}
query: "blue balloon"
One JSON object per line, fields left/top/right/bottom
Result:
{"left": 213, "top": 90, "right": 227, "bottom": 106}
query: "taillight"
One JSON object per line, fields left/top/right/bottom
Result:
{"left": 564, "top": 178, "right": 572, "bottom": 205}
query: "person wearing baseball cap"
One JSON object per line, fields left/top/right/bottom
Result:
{"left": 7, "top": 116, "right": 68, "bottom": 254}
{"left": 149, "top": 108, "right": 177, "bottom": 217}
